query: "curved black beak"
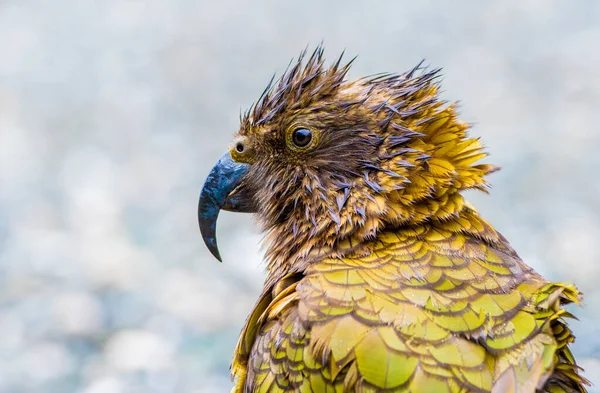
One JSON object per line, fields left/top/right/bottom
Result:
{"left": 198, "top": 153, "right": 254, "bottom": 261}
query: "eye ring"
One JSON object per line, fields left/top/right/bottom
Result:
{"left": 291, "top": 128, "right": 313, "bottom": 148}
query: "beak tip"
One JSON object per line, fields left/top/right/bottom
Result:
{"left": 207, "top": 238, "right": 223, "bottom": 262}
{"left": 198, "top": 216, "right": 223, "bottom": 263}
{"left": 210, "top": 248, "right": 223, "bottom": 263}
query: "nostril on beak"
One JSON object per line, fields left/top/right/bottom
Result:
{"left": 229, "top": 136, "right": 255, "bottom": 164}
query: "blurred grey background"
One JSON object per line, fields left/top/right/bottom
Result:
{"left": 0, "top": 1, "right": 599, "bottom": 392}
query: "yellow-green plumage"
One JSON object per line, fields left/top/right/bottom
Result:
{"left": 199, "top": 47, "right": 588, "bottom": 393}
{"left": 232, "top": 218, "right": 585, "bottom": 393}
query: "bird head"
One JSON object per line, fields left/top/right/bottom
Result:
{"left": 199, "top": 46, "right": 496, "bottom": 268}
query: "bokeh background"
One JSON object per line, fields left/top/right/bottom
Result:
{"left": 1, "top": 1, "right": 599, "bottom": 392}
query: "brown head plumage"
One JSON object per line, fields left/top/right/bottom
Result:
{"left": 222, "top": 46, "right": 496, "bottom": 272}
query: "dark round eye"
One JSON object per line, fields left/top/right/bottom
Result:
{"left": 292, "top": 128, "right": 312, "bottom": 148}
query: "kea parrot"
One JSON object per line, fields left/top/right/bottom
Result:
{"left": 198, "top": 47, "right": 588, "bottom": 393}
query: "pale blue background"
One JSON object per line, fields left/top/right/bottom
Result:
{"left": 0, "top": 1, "right": 599, "bottom": 392}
